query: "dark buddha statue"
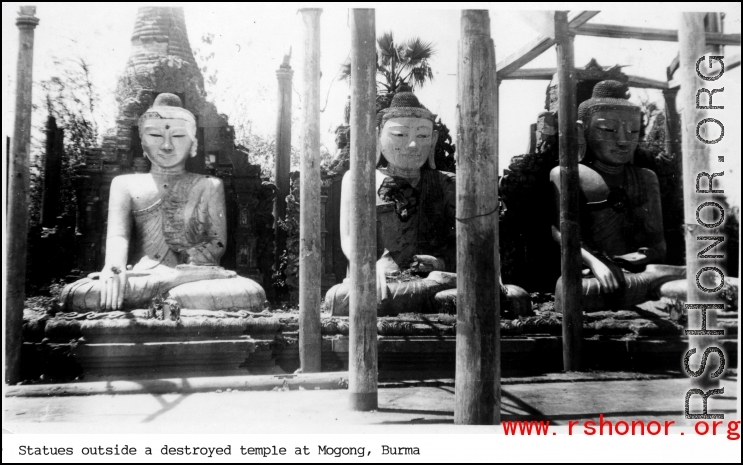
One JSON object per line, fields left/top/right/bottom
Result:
{"left": 551, "top": 80, "right": 688, "bottom": 312}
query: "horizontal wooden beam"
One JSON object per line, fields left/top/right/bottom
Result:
{"left": 569, "top": 10, "right": 601, "bottom": 29}
{"left": 496, "top": 10, "right": 599, "bottom": 77}
{"left": 573, "top": 23, "right": 742, "bottom": 46}
{"left": 495, "top": 36, "right": 554, "bottom": 78}
{"left": 500, "top": 68, "right": 554, "bottom": 80}
{"left": 626, "top": 75, "right": 668, "bottom": 90}
{"left": 502, "top": 68, "right": 668, "bottom": 90}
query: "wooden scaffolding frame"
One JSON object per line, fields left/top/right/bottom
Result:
{"left": 494, "top": 10, "right": 740, "bottom": 372}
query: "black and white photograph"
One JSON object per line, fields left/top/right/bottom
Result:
{"left": 2, "top": 2, "right": 740, "bottom": 462}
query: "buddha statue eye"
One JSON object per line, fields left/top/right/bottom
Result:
{"left": 599, "top": 127, "right": 617, "bottom": 133}
{"left": 417, "top": 134, "right": 429, "bottom": 139}
{"left": 148, "top": 133, "right": 163, "bottom": 138}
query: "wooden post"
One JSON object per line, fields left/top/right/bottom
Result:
{"left": 298, "top": 8, "right": 322, "bottom": 373}
{"left": 348, "top": 8, "right": 378, "bottom": 412}
{"left": 678, "top": 13, "right": 719, "bottom": 390}
{"left": 41, "top": 116, "right": 63, "bottom": 227}
{"left": 554, "top": 11, "right": 583, "bottom": 372}
{"left": 6, "top": 6, "right": 39, "bottom": 385}
{"left": 274, "top": 58, "right": 294, "bottom": 274}
{"left": 455, "top": 10, "right": 500, "bottom": 425}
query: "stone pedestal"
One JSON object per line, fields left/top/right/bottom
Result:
{"left": 44, "top": 313, "right": 284, "bottom": 378}
{"left": 72, "top": 340, "right": 256, "bottom": 378}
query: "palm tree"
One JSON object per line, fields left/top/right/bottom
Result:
{"left": 340, "top": 31, "right": 435, "bottom": 93}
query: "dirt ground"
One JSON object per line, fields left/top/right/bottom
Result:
{"left": 4, "top": 374, "right": 738, "bottom": 434}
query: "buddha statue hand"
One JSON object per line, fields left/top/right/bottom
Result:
{"left": 377, "top": 264, "right": 391, "bottom": 307}
{"left": 99, "top": 265, "right": 129, "bottom": 311}
{"left": 585, "top": 254, "right": 626, "bottom": 293}
{"left": 377, "top": 251, "right": 397, "bottom": 305}
{"left": 410, "top": 255, "right": 445, "bottom": 274}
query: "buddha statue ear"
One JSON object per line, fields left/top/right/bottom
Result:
{"left": 427, "top": 129, "right": 439, "bottom": 169}
{"left": 190, "top": 137, "right": 198, "bottom": 158}
{"left": 141, "top": 139, "right": 150, "bottom": 161}
{"left": 576, "top": 120, "right": 586, "bottom": 162}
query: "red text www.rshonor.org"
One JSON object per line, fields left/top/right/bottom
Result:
{"left": 502, "top": 416, "right": 741, "bottom": 440}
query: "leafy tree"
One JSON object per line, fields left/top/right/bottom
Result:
{"left": 29, "top": 56, "right": 100, "bottom": 227}
{"left": 340, "top": 31, "right": 435, "bottom": 93}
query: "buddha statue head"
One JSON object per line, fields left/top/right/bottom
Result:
{"left": 138, "top": 93, "right": 198, "bottom": 171}
{"left": 577, "top": 80, "right": 642, "bottom": 166}
{"left": 376, "top": 85, "right": 438, "bottom": 171}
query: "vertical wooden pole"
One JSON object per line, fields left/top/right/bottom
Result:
{"left": 678, "top": 13, "right": 719, "bottom": 390}
{"left": 274, "top": 60, "right": 293, "bottom": 274}
{"left": 455, "top": 9, "right": 500, "bottom": 425}
{"left": 348, "top": 8, "right": 378, "bottom": 412}
{"left": 298, "top": 8, "right": 322, "bottom": 373}
{"left": 6, "top": 6, "right": 39, "bottom": 385}
{"left": 494, "top": 77, "right": 502, "bottom": 420}
{"left": 555, "top": 11, "right": 583, "bottom": 372}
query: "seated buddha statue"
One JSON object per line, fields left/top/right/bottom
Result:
{"left": 60, "top": 93, "right": 265, "bottom": 312}
{"left": 325, "top": 86, "right": 531, "bottom": 317}
{"left": 551, "top": 80, "right": 688, "bottom": 312}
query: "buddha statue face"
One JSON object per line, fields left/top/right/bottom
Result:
{"left": 378, "top": 117, "right": 437, "bottom": 171}
{"left": 584, "top": 109, "right": 641, "bottom": 166}
{"left": 141, "top": 118, "right": 195, "bottom": 170}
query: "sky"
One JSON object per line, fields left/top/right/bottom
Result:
{"left": 2, "top": 2, "right": 741, "bottom": 175}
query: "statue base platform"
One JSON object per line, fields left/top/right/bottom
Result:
{"left": 25, "top": 309, "right": 283, "bottom": 379}
{"left": 19, "top": 291, "right": 739, "bottom": 382}
{"left": 72, "top": 340, "right": 256, "bottom": 378}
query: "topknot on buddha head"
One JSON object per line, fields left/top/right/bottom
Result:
{"left": 578, "top": 80, "right": 640, "bottom": 122}
{"left": 577, "top": 80, "right": 642, "bottom": 165}
{"left": 138, "top": 93, "right": 198, "bottom": 157}
{"left": 376, "top": 84, "right": 437, "bottom": 131}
